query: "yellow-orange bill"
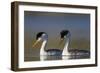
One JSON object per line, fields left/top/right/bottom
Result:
{"left": 32, "top": 40, "right": 40, "bottom": 48}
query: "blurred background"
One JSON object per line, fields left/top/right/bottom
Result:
{"left": 24, "top": 11, "right": 90, "bottom": 61}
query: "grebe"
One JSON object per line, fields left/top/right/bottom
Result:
{"left": 32, "top": 32, "right": 62, "bottom": 60}
{"left": 60, "top": 30, "right": 90, "bottom": 60}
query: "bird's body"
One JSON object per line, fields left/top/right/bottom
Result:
{"left": 43, "top": 49, "right": 89, "bottom": 56}
{"left": 40, "top": 48, "right": 90, "bottom": 60}
{"left": 68, "top": 49, "right": 90, "bottom": 59}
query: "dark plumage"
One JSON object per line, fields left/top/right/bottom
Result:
{"left": 36, "top": 32, "right": 48, "bottom": 41}
{"left": 36, "top": 32, "right": 46, "bottom": 40}
{"left": 60, "top": 30, "right": 69, "bottom": 38}
{"left": 69, "top": 49, "right": 90, "bottom": 59}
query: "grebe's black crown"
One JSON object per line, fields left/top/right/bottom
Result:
{"left": 60, "top": 30, "right": 70, "bottom": 38}
{"left": 36, "top": 32, "right": 47, "bottom": 40}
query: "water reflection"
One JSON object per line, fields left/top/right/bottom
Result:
{"left": 41, "top": 54, "right": 90, "bottom": 61}
{"left": 25, "top": 54, "right": 90, "bottom": 61}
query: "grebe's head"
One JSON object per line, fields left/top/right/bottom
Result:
{"left": 36, "top": 32, "right": 48, "bottom": 41}
{"left": 60, "top": 30, "right": 71, "bottom": 40}
{"left": 32, "top": 32, "right": 48, "bottom": 48}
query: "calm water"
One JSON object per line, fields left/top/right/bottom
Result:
{"left": 24, "top": 48, "right": 90, "bottom": 61}
{"left": 24, "top": 54, "right": 90, "bottom": 61}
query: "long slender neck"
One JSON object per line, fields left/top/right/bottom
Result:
{"left": 40, "top": 40, "right": 47, "bottom": 55}
{"left": 62, "top": 37, "right": 70, "bottom": 55}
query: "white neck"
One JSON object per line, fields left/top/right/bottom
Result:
{"left": 40, "top": 40, "right": 47, "bottom": 56}
{"left": 62, "top": 38, "right": 70, "bottom": 55}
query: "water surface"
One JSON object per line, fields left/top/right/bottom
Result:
{"left": 25, "top": 52, "right": 90, "bottom": 61}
